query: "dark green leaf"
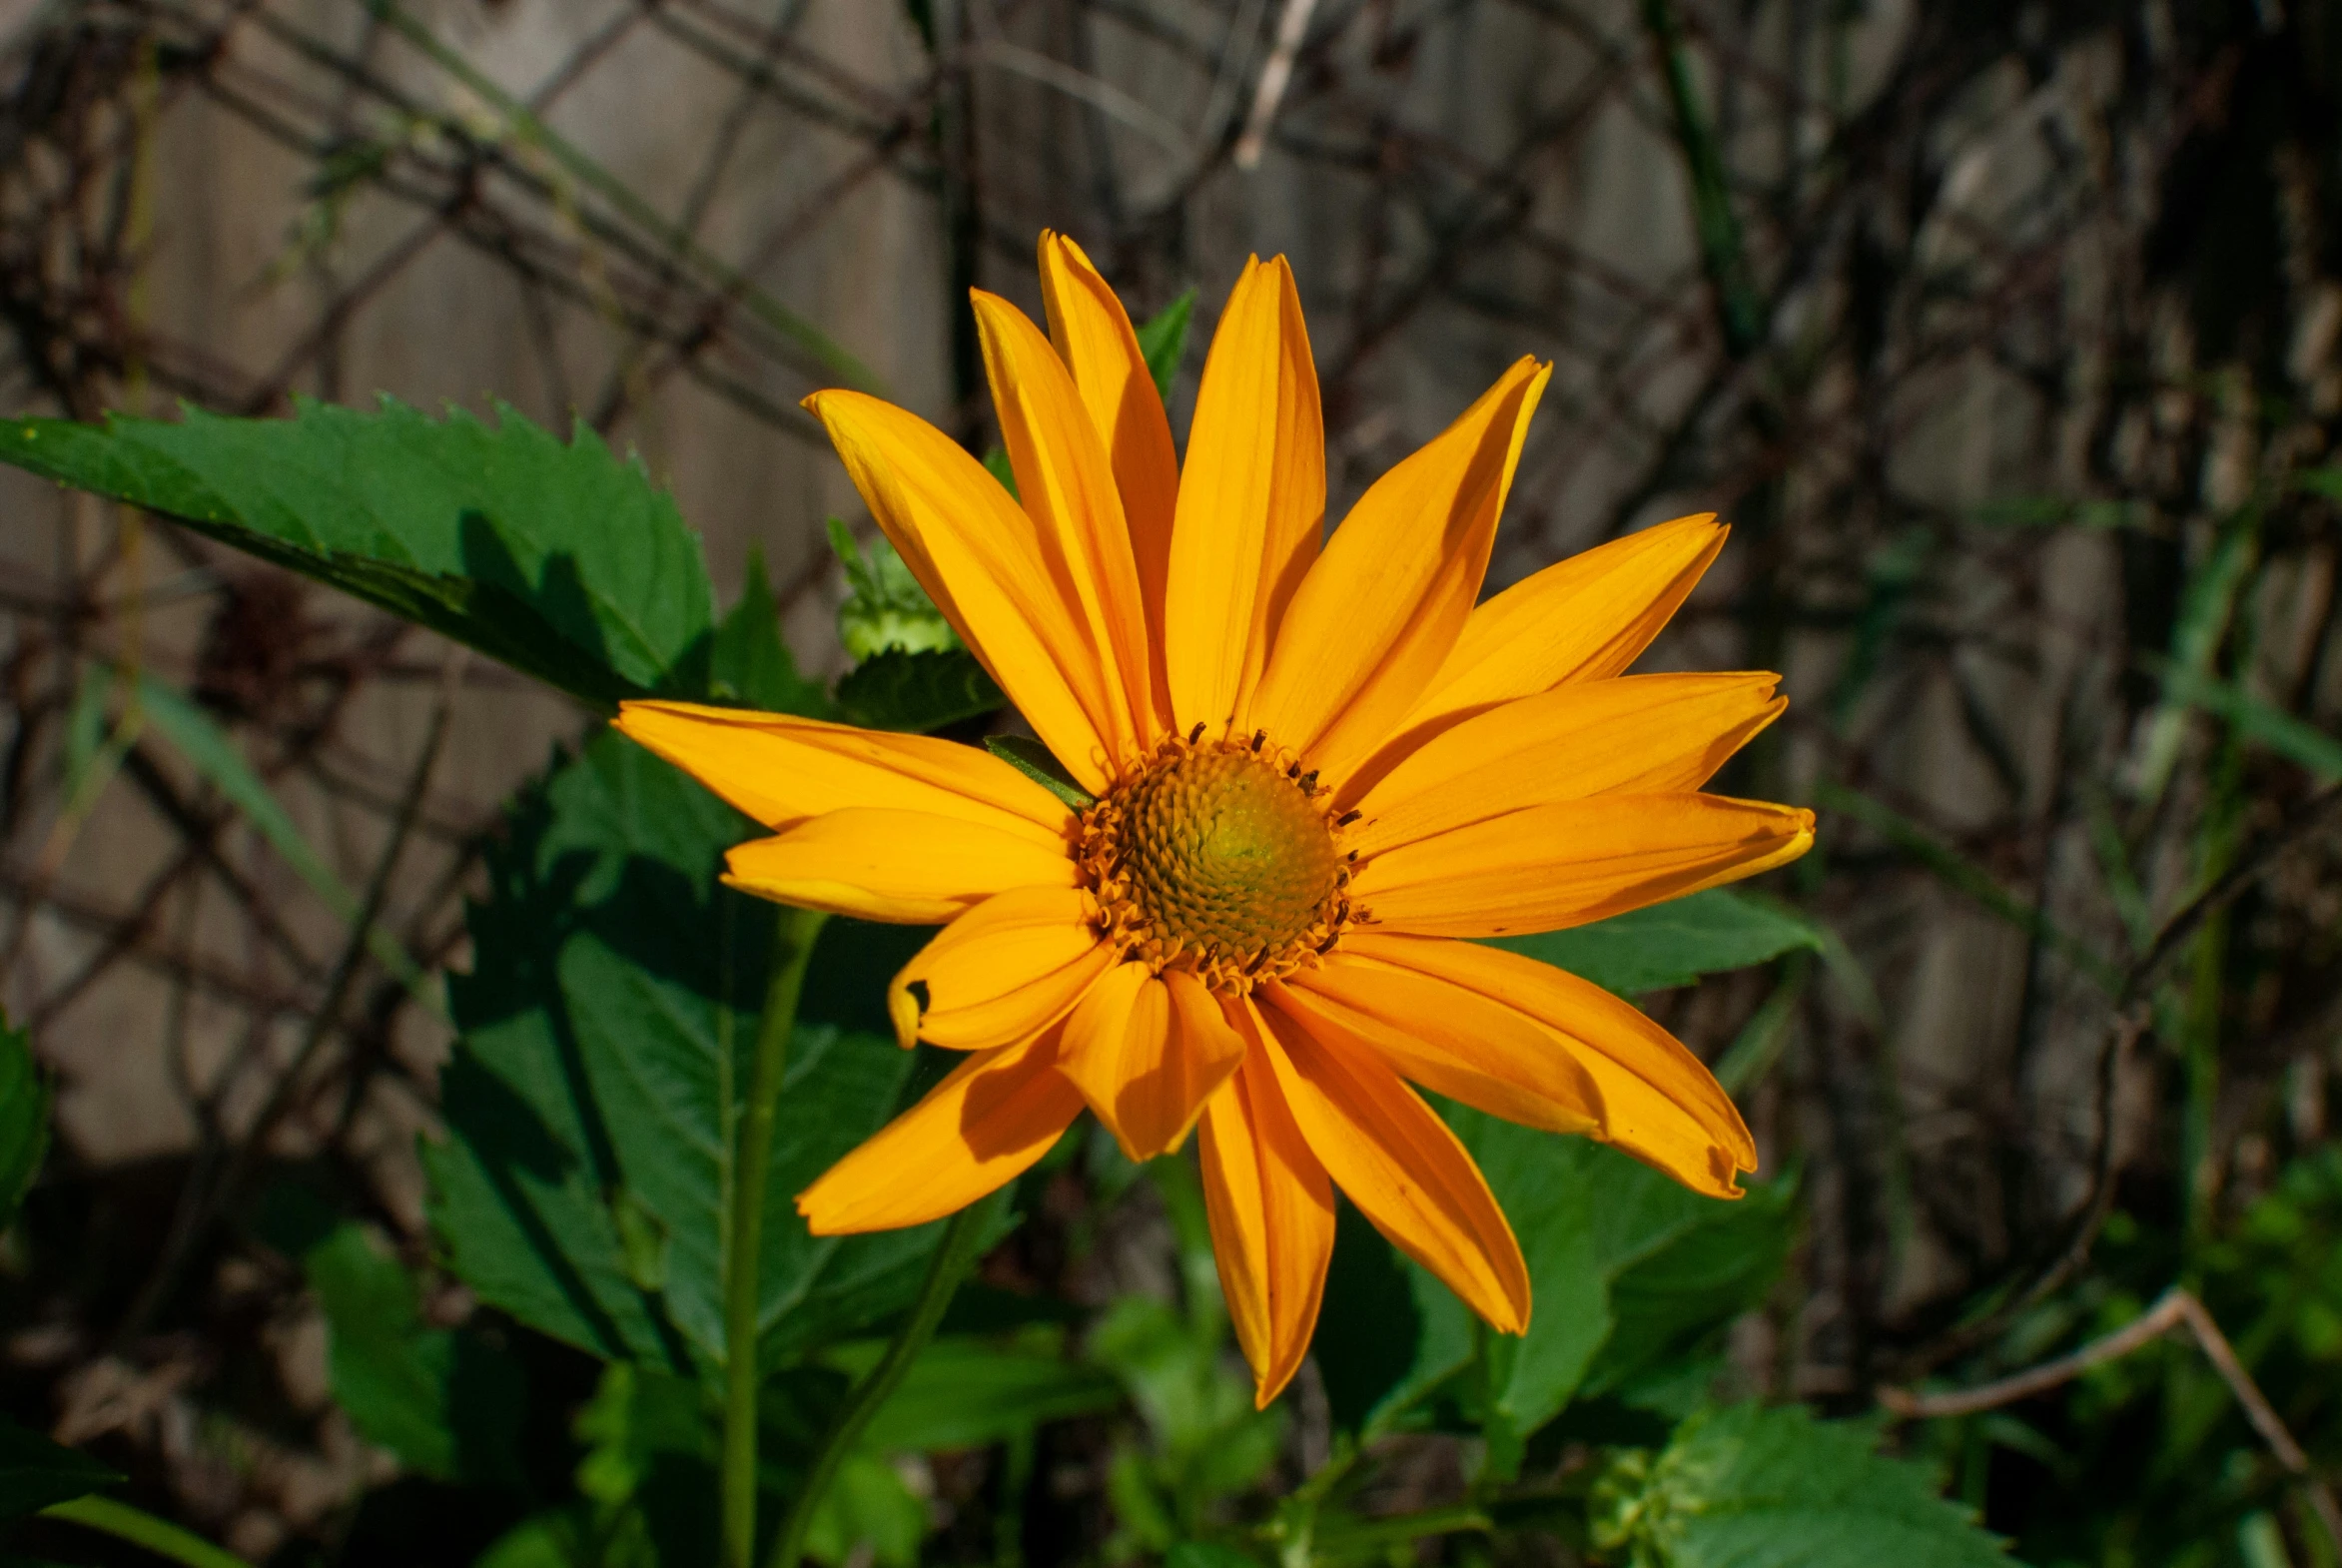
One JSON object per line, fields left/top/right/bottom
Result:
{"left": 1167, "top": 1544, "right": 1260, "bottom": 1568}
{"left": 711, "top": 544, "right": 831, "bottom": 716}
{"left": 0, "top": 1418, "right": 117, "bottom": 1522}
{"left": 984, "top": 736, "right": 1094, "bottom": 809}
{"left": 1090, "top": 1296, "right": 1282, "bottom": 1507}
{"left": 300, "top": 1221, "right": 525, "bottom": 1484}
{"left": 1581, "top": 1178, "right": 1796, "bottom": 1405}
{"left": 828, "top": 519, "right": 961, "bottom": 663}
{"left": 1490, "top": 889, "right": 1822, "bottom": 997}
{"left": 836, "top": 649, "right": 1004, "bottom": 733}
{"left": 831, "top": 1336, "right": 1123, "bottom": 1452}
{"left": 0, "top": 399, "right": 715, "bottom": 709}
{"left": 1136, "top": 290, "right": 1198, "bottom": 400}
{"left": 1594, "top": 1402, "right": 2014, "bottom": 1568}
{"left": 1353, "top": 1121, "right": 1792, "bottom": 1464}
{"left": 0, "top": 1010, "right": 49, "bottom": 1230}
{"left": 1313, "top": 1200, "right": 1425, "bottom": 1430}
{"left": 424, "top": 731, "right": 946, "bottom": 1375}
{"left": 568, "top": 1362, "right": 721, "bottom": 1568}
{"left": 803, "top": 1453, "right": 925, "bottom": 1568}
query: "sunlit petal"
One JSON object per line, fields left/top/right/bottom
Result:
{"left": 725, "top": 809, "right": 1078, "bottom": 925}
{"left": 1165, "top": 257, "right": 1324, "bottom": 733}
{"left": 1273, "top": 959, "right": 1604, "bottom": 1137}
{"left": 1252, "top": 996, "right": 1530, "bottom": 1334}
{"left": 1058, "top": 964, "right": 1246, "bottom": 1160}
{"left": 1337, "top": 932, "right": 1756, "bottom": 1194}
{"left": 797, "top": 1028, "right": 1084, "bottom": 1234}
{"left": 1196, "top": 1045, "right": 1334, "bottom": 1407}
{"left": 1371, "top": 514, "right": 1728, "bottom": 773}
{"left": 1344, "top": 673, "right": 1785, "bottom": 843}
{"left": 974, "top": 287, "right": 1160, "bottom": 751}
{"left": 616, "top": 700, "right": 1074, "bottom": 842}
{"left": 1353, "top": 793, "right": 1815, "bottom": 939}
{"left": 1247, "top": 359, "right": 1548, "bottom": 786}
{"left": 1038, "top": 231, "right": 1179, "bottom": 712}
{"left": 805, "top": 389, "right": 1121, "bottom": 790}
{"left": 887, "top": 885, "right": 1114, "bottom": 1050}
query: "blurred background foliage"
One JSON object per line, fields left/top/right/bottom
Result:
{"left": 0, "top": 0, "right": 2339, "bottom": 1566}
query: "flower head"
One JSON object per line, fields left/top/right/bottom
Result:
{"left": 616, "top": 233, "right": 1814, "bottom": 1404}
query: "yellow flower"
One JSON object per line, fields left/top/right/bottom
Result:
{"left": 616, "top": 234, "right": 1814, "bottom": 1405}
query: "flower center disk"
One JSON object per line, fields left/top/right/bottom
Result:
{"left": 1079, "top": 738, "right": 1349, "bottom": 992}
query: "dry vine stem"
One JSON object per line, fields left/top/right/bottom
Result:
{"left": 1881, "top": 1289, "right": 2342, "bottom": 1556}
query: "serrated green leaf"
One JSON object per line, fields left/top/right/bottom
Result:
{"left": 836, "top": 649, "right": 1004, "bottom": 733}
{"left": 829, "top": 519, "right": 961, "bottom": 663}
{"left": 1465, "top": 1124, "right": 1789, "bottom": 1466}
{"left": 983, "top": 735, "right": 1094, "bottom": 809}
{"left": 425, "top": 731, "right": 948, "bottom": 1376}
{"left": 299, "top": 1220, "right": 525, "bottom": 1485}
{"left": 1489, "top": 889, "right": 1822, "bottom": 997}
{"left": 1581, "top": 1178, "right": 1796, "bottom": 1405}
{"left": 1136, "top": 290, "right": 1197, "bottom": 400}
{"left": 0, "top": 1418, "right": 118, "bottom": 1522}
{"left": 712, "top": 544, "right": 831, "bottom": 716}
{"left": 1596, "top": 1402, "right": 2014, "bottom": 1568}
{"left": 1350, "top": 1122, "right": 1791, "bottom": 1461}
{"left": 0, "top": 1011, "right": 49, "bottom": 1230}
{"left": 0, "top": 399, "right": 716, "bottom": 709}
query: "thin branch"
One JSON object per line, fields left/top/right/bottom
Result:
{"left": 1232, "top": 0, "right": 1317, "bottom": 169}
{"left": 1882, "top": 1288, "right": 2342, "bottom": 1557}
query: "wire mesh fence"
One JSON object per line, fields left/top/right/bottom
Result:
{"left": 2, "top": 0, "right": 2340, "bottom": 1556}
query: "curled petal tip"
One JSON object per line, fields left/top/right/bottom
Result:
{"left": 886, "top": 973, "right": 924, "bottom": 1052}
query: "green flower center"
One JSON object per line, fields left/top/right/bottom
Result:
{"left": 1078, "top": 735, "right": 1353, "bottom": 993}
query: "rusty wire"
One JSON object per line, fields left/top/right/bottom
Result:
{"left": 1, "top": 0, "right": 2340, "bottom": 1553}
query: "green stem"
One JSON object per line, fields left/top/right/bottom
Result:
{"left": 765, "top": 1189, "right": 1004, "bottom": 1568}
{"left": 41, "top": 1495, "right": 250, "bottom": 1568}
{"left": 1307, "top": 1503, "right": 1493, "bottom": 1560}
{"left": 1640, "top": 0, "right": 1764, "bottom": 360}
{"left": 723, "top": 906, "right": 830, "bottom": 1568}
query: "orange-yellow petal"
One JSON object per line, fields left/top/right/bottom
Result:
{"left": 1165, "top": 257, "right": 1324, "bottom": 732}
{"left": 887, "top": 886, "right": 1114, "bottom": 1050}
{"left": 1344, "top": 673, "right": 1786, "bottom": 846}
{"left": 1353, "top": 793, "right": 1815, "bottom": 938}
{"left": 1058, "top": 964, "right": 1246, "bottom": 1161}
{"left": 973, "top": 288, "right": 1160, "bottom": 753}
{"left": 1272, "top": 961, "right": 1604, "bottom": 1137}
{"left": 804, "top": 390, "right": 1120, "bottom": 791}
{"left": 1196, "top": 1049, "right": 1333, "bottom": 1407}
{"left": 1038, "top": 231, "right": 1178, "bottom": 710}
{"left": 615, "top": 700, "right": 1074, "bottom": 843}
{"left": 724, "top": 809, "right": 1079, "bottom": 924}
{"left": 1394, "top": 513, "right": 1728, "bottom": 746}
{"left": 797, "top": 1029, "right": 1084, "bottom": 1233}
{"left": 1245, "top": 359, "right": 1549, "bottom": 786}
{"left": 1337, "top": 933, "right": 1755, "bottom": 1194}
{"left": 1251, "top": 997, "right": 1530, "bottom": 1335}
